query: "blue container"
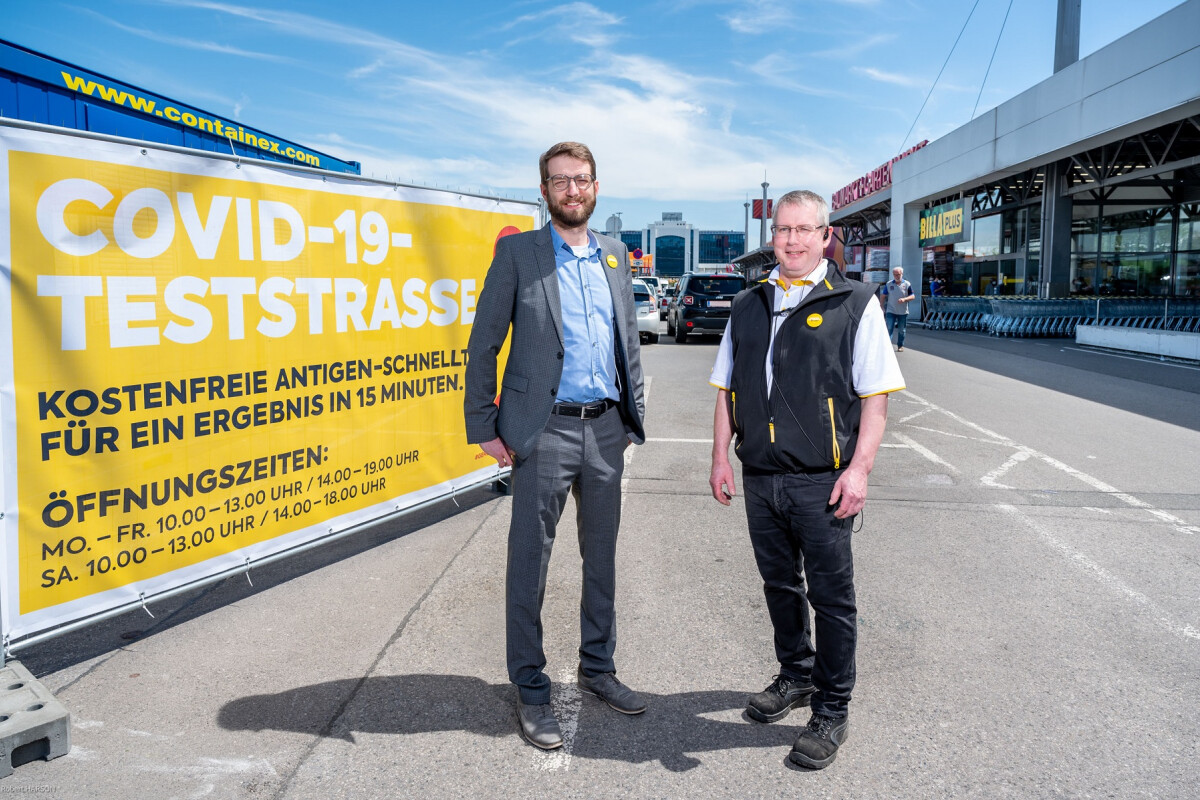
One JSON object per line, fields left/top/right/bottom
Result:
{"left": 0, "top": 38, "right": 361, "bottom": 175}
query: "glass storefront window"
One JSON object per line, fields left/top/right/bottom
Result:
{"left": 1154, "top": 215, "right": 1173, "bottom": 253}
{"left": 952, "top": 257, "right": 973, "bottom": 295}
{"left": 1099, "top": 207, "right": 1171, "bottom": 253}
{"left": 1024, "top": 255, "right": 1040, "bottom": 296}
{"left": 979, "top": 262, "right": 999, "bottom": 295}
{"left": 1098, "top": 254, "right": 1170, "bottom": 296}
{"left": 997, "top": 259, "right": 1026, "bottom": 294}
{"left": 1071, "top": 217, "right": 1098, "bottom": 254}
{"left": 931, "top": 198, "right": 1200, "bottom": 298}
{"left": 973, "top": 214, "right": 1001, "bottom": 257}
{"left": 1001, "top": 208, "right": 1026, "bottom": 254}
{"left": 1070, "top": 254, "right": 1097, "bottom": 294}
{"left": 1026, "top": 213, "right": 1041, "bottom": 296}
{"left": 1178, "top": 252, "right": 1200, "bottom": 297}
{"left": 1178, "top": 205, "right": 1200, "bottom": 251}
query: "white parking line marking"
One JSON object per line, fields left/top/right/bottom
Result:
{"left": 892, "top": 432, "right": 959, "bottom": 473}
{"left": 903, "top": 390, "right": 1199, "bottom": 534}
{"left": 645, "top": 438, "right": 712, "bottom": 443}
{"left": 532, "top": 668, "right": 582, "bottom": 772}
{"left": 906, "top": 424, "right": 1011, "bottom": 444}
{"left": 998, "top": 504, "right": 1200, "bottom": 643}
{"left": 898, "top": 408, "right": 933, "bottom": 424}
{"left": 980, "top": 449, "right": 1031, "bottom": 488}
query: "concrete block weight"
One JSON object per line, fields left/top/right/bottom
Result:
{"left": 0, "top": 660, "right": 70, "bottom": 778}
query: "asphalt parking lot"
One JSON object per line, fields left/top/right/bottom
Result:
{"left": 5, "top": 323, "right": 1200, "bottom": 799}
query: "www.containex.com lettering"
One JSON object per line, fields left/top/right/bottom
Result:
{"left": 58, "top": 71, "right": 323, "bottom": 168}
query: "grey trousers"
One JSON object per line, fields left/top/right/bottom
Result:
{"left": 506, "top": 405, "right": 627, "bottom": 704}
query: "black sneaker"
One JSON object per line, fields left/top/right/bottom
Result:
{"left": 789, "top": 712, "right": 849, "bottom": 769}
{"left": 746, "top": 675, "right": 815, "bottom": 723}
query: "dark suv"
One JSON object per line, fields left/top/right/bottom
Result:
{"left": 667, "top": 272, "right": 747, "bottom": 343}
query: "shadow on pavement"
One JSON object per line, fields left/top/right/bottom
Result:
{"left": 218, "top": 674, "right": 798, "bottom": 772}
{"left": 908, "top": 327, "right": 1200, "bottom": 430}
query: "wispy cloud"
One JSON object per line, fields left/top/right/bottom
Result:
{"left": 723, "top": 0, "right": 795, "bottom": 34}
{"left": 74, "top": 6, "right": 291, "bottom": 62}
{"left": 742, "top": 53, "right": 845, "bottom": 98}
{"left": 159, "top": 0, "right": 446, "bottom": 67}
{"left": 811, "top": 33, "right": 896, "bottom": 60}
{"left": 853, "top": 66, "right": 976, "bottom": 95}
{"left": 155, "top": 0, "right": 855, "bottom": 200}
{"left": 499, "top": 2, "right": 623, "bottom": 48}
{"left": 852, "top": 66, "right": 928, "bottom": 89}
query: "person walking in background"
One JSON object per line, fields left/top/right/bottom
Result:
{"left": 708, "top": 190, "right": 904, "bottom": 769}
{"left": 880, "top": 266, "right": 915, "bottom": 351}
{"left": 463, "top": 141, "right": 647, "bottom": 751}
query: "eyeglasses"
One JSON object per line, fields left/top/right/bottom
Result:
{"left": 546, "top": 174, "right": 594, "bottom": 191}
{"left": 770, "top": 225, "right": 826, "bottom": 238}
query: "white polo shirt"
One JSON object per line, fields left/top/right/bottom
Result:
{"left": 709, "top": 261, "right": 904, "bottom": 397}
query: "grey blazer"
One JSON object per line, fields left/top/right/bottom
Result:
{"left": 464, "top": 224, "right": 646, "bottom": 460}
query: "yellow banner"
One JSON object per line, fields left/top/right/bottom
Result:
{"left": 1, "top": 129, "right": 533, "bottom": 634}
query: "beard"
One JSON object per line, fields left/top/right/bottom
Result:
{"left": 547, "top": 191, "right": 596, "bottom": 228}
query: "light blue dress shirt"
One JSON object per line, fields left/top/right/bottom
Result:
{"left": 550, "top": 225, "right": 619, "bottom": 404}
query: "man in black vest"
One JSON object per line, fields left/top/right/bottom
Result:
{"left": 708, "top": 190, "right": 903, "bottom": 769}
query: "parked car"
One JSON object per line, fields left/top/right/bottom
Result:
{"left": 667, "top": 272, "right": 746, "bottom": 343}
{"left": 631, "top": 279, "right": 660, "bottom": 344}
{"left": 639, "top": 275, "right": 663, "bottom": 297}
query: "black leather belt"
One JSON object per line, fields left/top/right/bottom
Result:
{"left": 551, "top": 398, "right": 616, "bottom": 419}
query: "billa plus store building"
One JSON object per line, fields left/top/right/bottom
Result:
{"left": 831, "top": 0, "right": 1200, "bottom": 301}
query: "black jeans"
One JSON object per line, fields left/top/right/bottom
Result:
{"left": 742, "top": 470, "right": 856, "bottom": 718}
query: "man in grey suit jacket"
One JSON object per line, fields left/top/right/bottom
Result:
{"left": 464, "top": 141, "right": 646, "bottom": 751}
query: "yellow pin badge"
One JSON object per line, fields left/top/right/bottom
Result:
{"left": 606, "top": 254, "right": 619, "bottom": 269}
{"left": 806, "top": 313, "right": 823, "bottom": 328}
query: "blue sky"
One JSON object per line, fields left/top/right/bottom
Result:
{"left": 4, "top": 0, "right": 1187, "bottom": 246}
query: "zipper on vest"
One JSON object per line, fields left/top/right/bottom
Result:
{"left": 769, "top": 417, "right": 775, "bottom": 444}
{"left": 827, "top": 397, "right": 841, "bottom": 469}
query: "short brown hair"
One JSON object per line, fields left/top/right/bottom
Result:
{"left": 539, "top": 142, "right": 597, "bottom": 183}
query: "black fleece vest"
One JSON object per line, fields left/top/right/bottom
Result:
{"left": 726, "top": 269, "right": 877, "bottom": 474}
